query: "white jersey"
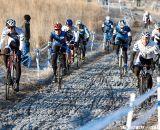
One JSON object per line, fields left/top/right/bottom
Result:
{"left": 0, "top": 26, "right": 25, "bottom": 50}
{"left": 151, "top": 29, "right": 160, "bottom": 44}
{"left": 133, "top": 39, "right": 160, "bottom": 65}
{"left": 143, "top": 13, "right": 152, "bottom": 23}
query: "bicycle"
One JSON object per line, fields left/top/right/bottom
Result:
{"left": 138, "top": 64, "right": 153, "bottom": 106}
{"left": 75, "top": 41, "right": 83, "bottom": 68}
{"left": 138, "top": 65, "right": 152, "bottom": 94}
{"left": 56, "top": 50, "right": 69, "bottom": 90}
{"left": 103, "top": 31, "right": 112, "bottom": 53}
{"left": 0, "top": 49, "right": 17, "bottom": 100}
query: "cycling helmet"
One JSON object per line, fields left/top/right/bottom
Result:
{"left": 66, "top": 19, "right": 73, "bottom": 26}
{"left": 106, "top": 16, "right": 110, "bottom": 21}
{"left": 54, "top": 22, "right": 62, "bottom": 30}
{"left": 6, "top": 19, "right": 16, "bottom": 27}
{"left": 141, "top": 32, "right": 150, "bottom": 38}
{"left": 76, "top": 20, "right": 82, "bottom": 25}
{"left": 155, "top": 22, "right": 160, "bottom": 29}
{"left": 118, "top": 20, "right": 126, "bottom": 28}
{"left": 24, "top": 14, "right": 31, "bottom": 21}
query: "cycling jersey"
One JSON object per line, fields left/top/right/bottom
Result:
{"left": 74, "top": 24, "right": 90, "bottom": 42}
{"left": 102, "top": 20, "right": 114, "bottom": 33}
{"left": 114, "top": 25, "right": 131, "bottom": 44}
{"left": 62, "top": 25, "right": 76, "bottom": 43}
{"left": 133, "top": 40, "right": 160, "bottom": 65}
{"left": 0, "top": 27, "right": 25, "bottom": 50}
{"left": 151, "top": 29, "right": 160, "bottom": 46}
{"left": 143, "top": 13, "right": 152, "bottom": 23}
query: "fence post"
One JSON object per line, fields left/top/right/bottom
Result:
{"left": 35, "top": 48, "right": 40, "bottom": 71}
{"left": 107, "top": 0, "right": 110, "bottom": 12}
{"left": 119, "top": 0, "right": 121, "bottom": 13}
{"left": 157, "top": 77, "right": 160, "bottom": 130}
{"left": 126, "top": 93, "right": 135, "bottom": 130}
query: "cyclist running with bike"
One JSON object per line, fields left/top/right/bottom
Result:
{"left": 74, "top": 20, "right": 90, "bottom": 61}
{"left": 62, "top": 19, "right": 77, "bottom": 64}
{"left": 113, "top": 20, "right": 132, "bottom": 73}
{"left": 48, "top": 22, "right": 70, "bottom": 82}
{"left": 0, "top": 19, "right": 25, "bottom": 92}
{"left": 101, "top": 16, "right": 114, "bottom": 50}
{"left": 143, "top": 11, "right": 152, "bottom": 29}
{"left": 130, "top": 32, "right": 160, "bottom": 88}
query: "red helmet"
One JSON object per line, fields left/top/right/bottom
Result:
{"left": 54, "top": 23, "right": 62, "bottom": 30}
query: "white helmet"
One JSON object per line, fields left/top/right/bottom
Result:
{"left": 118, "top": 20, "right": 126, "bottom": 28}
{"left": 145, "top": 11, "right": 149, "bottom": 15}
{"left": 76, "top": 20, "right": 82, "bottom": 25}
{"left": 141, "top": 31, "right": 150, "bottom": 38}
{"left": 106, "top": 16, "right": 110, "bottom": 21}
{"left": 155, "top": 22, "right": 160, "bottom": 29}
{"left": 6, "top": 19, "right": 16, "bottom": 27}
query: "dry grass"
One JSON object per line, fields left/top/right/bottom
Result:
{"left": 0, "top": 0, "right": 106, "bottom": 48}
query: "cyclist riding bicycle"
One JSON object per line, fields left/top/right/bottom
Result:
{"left": 130, "top": 32, "right": 160, "bottom": 88}
{"left": 151, "top": 22, "right": 160, "bottom": 48}
{"left": 74, "top": 20, "right": 90, "bottom": 61}
{"left": 48, "top": 22, "right": 70, "bottom": 82}
{"left": 102, "top": 16, "right": 114, "bottom": 48}
{"left": 0, "top": 19, "right": 25, "bottom": 92}
{"left": 143, "top": 11, "right": 152, "bottom": 29}
{"left": 62, "top": 19, "right": 77, "bottom": 63}
{"left": 113, "top": 20, "right": 132, "bottom": 72}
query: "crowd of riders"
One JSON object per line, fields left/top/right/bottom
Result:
{"left": 102, "top": 11, "right": 160, "bottom": 90}
{"left": 0, "top": 10, "right": 159, "bottom": 93}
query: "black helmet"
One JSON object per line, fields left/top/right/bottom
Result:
{"left": 24, "top": 14, "right": 31, "bottom": 21}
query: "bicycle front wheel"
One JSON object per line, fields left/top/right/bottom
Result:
{"left": 5, "top": 68, "right": 11, "bottom": 100}
{"left": 57, "top": 62, "right": 62, "bottom": 90}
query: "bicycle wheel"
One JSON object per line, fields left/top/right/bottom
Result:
{"left": 139, "top": 76, "right": 145, "bottom": 95}
{"left": 76, "top": 48, "right": 81, "bottom": 68}
{"left": 106, "top": 41, "right": 110, "bottom": 53}
{"left": 57, "top": 58, "right": 62, "bottom": 90}
{"left": 119, "top": 48, "right": 124, "bottom": 79}
{"left": 5, "top": 68, "right": 10, "bottom": 100}
{"left": 11, "top": 65, "right": 17, "bottom": 90}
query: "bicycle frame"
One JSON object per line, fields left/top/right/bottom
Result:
{"left": 57, "top": 52, "right": 64, "bottom": 90}
{"left": 1, "top": 50, "right": 17, "bottom": 99}
{"left": 103, "top": 31, "right": 112, "bottom": 53}
{"left": 139, "top": 65, "right": 152, "bottom": 95}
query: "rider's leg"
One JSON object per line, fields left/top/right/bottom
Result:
{"left": 15, "top": 50, "right": 22, "bottom": 92}
{"left": 114, "top": 42, "right": 120, "bottom": 63}
{"left": 3, "top": 48, "right": 10, "bottom": 68}
{"left": 133, "top": 65, "right": 141, "bottom": 87}
{"left": 82, "top": 41, "right": 86, "bottom": 60}
{"left": 122, "top": 45, "right": 128, "bottom": 65}
{"left": 51, "top": 53, "right": 57, "bottom": 76}
{"left": 103, "top": 33, "right": 107, "bottom": 50}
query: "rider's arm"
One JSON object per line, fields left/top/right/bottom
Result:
{"left": 84, "top": 26, "right": 90, "bottom": 41}
{"left": 127, "top": 27, "right": 132, "bottom": 46}
{"left": 143, "top": 14, "right": 146, "bottom": 22}
{"left": 16, "top": 27, "right": 25, "bottom": 50}
{"left": 149, "top": 14, "right": 152, "bottom": 22}
{"left": 0, "top": 27, "right": 9, "bottom": 50}
{"left": 73, "top": 30, "right": 79, "bottom": 43}
{"left": 101, "top": 23, "right": 105, "bottom": 32}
